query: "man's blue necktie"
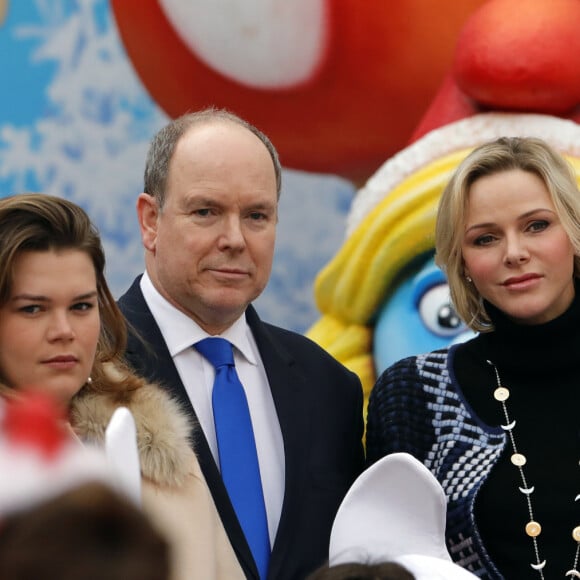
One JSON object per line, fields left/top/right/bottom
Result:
{"left": 195, "top": 337, "right": 270, "bottom": 579}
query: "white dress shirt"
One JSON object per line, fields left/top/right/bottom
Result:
{"left": 140, "top": 272, "right": 284, "bottom": 545}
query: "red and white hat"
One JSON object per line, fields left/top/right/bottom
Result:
{"left": 348, "top": 0, "right": 580, "bottom": 236}
{"left": 0, "top": 391, "right": 141, "bottom": 518}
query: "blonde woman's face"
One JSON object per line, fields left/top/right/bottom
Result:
{"left": 462, "top": 169, "right": 575, "bottom": 325}
{"left": 0, "top": 249, "right": 100, "bottom": 405}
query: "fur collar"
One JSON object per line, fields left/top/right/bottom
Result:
{"left": 70, "top": 368, "right": 194, "bottom": 488}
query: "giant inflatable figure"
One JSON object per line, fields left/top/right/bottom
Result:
{"left": 307, "top": 0, "right": 580, "bottom": 410}
{"left": 111, "top": 0, "right": 485, "bottom": 183}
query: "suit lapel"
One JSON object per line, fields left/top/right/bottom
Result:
{"left": 246, "top": 307, "right": 313, "bottom": 579}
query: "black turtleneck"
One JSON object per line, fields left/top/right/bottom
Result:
{"left": 454, "top": 294, "right": 580, "bottom": 579}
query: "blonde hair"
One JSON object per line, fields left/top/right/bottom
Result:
{"left": 435, "top": 136, "right": 580, "bottom": 332}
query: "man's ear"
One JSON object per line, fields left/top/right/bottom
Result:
{"left": 136, "top": 193, "right": 159, "bottom": 252}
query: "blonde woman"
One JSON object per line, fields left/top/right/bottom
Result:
{"left": 367, "top": 137, "right": 580, "bottom": 578}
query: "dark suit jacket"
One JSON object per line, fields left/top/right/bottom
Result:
{"left": 118, "top": 276, "right": 365, "bottom": 580}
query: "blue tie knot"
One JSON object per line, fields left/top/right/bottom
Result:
{"left": 195, "top": 337, "right": 235, "bottom": 369}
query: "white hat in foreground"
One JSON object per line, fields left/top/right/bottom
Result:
{"left": 329, "top": 452, "right": 477, "bottom": 579}
{"left": 0, "top": 393, "right": 141, "bottom": 517}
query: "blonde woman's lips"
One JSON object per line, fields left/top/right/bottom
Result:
{"left": 503, "top": 273, "right": 541, "bottom": 288}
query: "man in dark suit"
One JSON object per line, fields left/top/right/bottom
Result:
{"left": 118, "top": 108, "right": 365, "bottom": 580}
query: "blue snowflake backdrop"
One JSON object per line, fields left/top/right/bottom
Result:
{"left": 0, "top": 0, "right": 355, "bottom": 333}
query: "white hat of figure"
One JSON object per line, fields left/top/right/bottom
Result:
{"left": 329, "top": 452, "right": 478, "bottom": 579}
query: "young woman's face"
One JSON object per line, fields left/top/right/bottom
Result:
{"left": 0, "top": 249, "right": 100, "bottom": 405}
{"left": 462, "top": 169, "right": 576, "bottom": 325}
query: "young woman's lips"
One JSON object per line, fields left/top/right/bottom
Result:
{"left": 43, "top": 355, "right": 78, "bottom": 370}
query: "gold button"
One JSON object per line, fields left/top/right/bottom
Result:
{"left": 494, "top": 386, "right": 510, "bottom": 401}
{"left": 526, "top": 521, "right": 542, "bottom": 537}
{"left": 511, "top": 453, "right": 527, "bottom": 467}
{"left": 573, "top": 526, "right": 580, "bottom": 542}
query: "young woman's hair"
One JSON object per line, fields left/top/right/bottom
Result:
{"left": 435, "top": 136, "right": 580, "bottom": 332}
{"left": 0, "top": 193, "right": 139, "bottom": 395}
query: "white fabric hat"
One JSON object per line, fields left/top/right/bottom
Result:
{"left": 329, "top": 452, "right": 477, "bottom": 579}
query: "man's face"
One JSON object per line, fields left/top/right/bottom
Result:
{"left": 139, "top": 121, "right": 278, "bottom": 334}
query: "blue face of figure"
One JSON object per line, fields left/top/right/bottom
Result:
{"left": 373, "top": 254, "right": 476, "bottom": 375}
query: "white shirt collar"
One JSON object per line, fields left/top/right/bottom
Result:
{"left": 140, "top": 271, "right": 258, "bottom": 365}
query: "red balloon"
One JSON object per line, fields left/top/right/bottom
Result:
{"left": 111, "top": 0, "right": 485, "bottom": 183}
{"left": 454, "top": 0, "right": 580, "bottom": 114}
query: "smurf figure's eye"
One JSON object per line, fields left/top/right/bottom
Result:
{"left": 438, "top": 303, "right": 462, "bottom": 329}
{"left": 418, "top": 284, "right": 465, "bottom": 337}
